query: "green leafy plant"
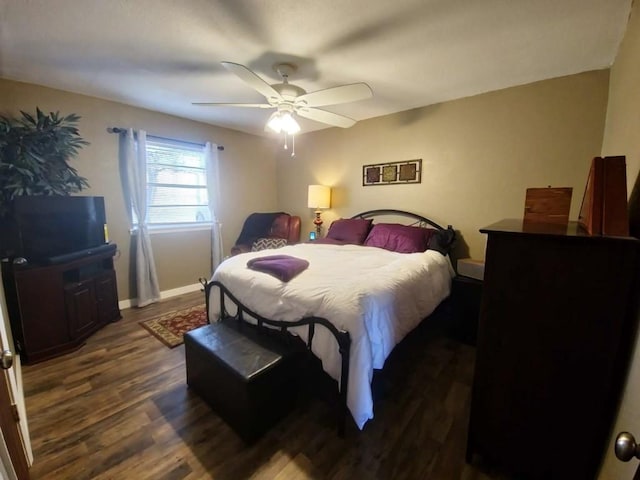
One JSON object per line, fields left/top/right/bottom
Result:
{"left": 0, "top": 108, "right": 90, "bottom": 216}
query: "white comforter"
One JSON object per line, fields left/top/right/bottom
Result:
{"left": 208, "top": 243, "right": 454, "bottom": 429}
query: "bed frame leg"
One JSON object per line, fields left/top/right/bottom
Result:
{"left": 338, "top": 335, "right": 350, "bottom": 438}
{"left": 200, "top": 278, "right": 211, "bottom": 323}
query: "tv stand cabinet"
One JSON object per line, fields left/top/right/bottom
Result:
{"left": 1, "top": 245, "right": 121, "bottom": 364}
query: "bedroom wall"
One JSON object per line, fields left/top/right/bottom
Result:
{"left": 602, "top": 1, "right": 640, "bottom": 196}
{"left": 276, "top": 70, "right": 609, "bottom": 261}
{"left": 598, "top": 1, "right": 640, "bottom": 478}
{"left": 0, "top": 78, "right": 279, "bottom": 303}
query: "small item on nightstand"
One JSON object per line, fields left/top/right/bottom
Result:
{"left": 457, "top": 258, "right": 485, "bottom": 281}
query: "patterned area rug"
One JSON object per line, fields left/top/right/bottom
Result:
{"left": 140, "top": 305, "right": 207, "bottom": 348}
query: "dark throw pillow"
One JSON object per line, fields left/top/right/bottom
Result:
{"left": 427, "top": 226, "right": 456, "bottom": 255}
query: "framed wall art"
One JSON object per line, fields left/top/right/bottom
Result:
{"left": 363, "top": 159, "right": 422, "bottom": 186}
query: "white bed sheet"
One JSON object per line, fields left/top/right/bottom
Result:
{"left": 208, "top": 243, "right": 454, "bottom": 429}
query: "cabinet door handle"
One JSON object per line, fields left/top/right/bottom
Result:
{"left": 616, "top": 432, "right": 640, "bottom": 462}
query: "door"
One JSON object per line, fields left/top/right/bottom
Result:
{"left": 0, "top": 276, "right": 31, "bottom": 479}
{"left": 0, "top": 363, "right": 29, "bottom": 479}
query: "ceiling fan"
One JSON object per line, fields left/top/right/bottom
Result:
{"left": 193, "top": 62, "right": 373, "bottom": 134}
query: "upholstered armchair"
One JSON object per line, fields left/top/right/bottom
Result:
{"left": 230, "top": 212, "right": 301, "bottom": 256}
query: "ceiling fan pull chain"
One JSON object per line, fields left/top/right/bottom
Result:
{"left": 284, "top": 133, "right": 288, "bottom": 150}
{"left": 291, "top": 135, "right": 295, "bottom": 157}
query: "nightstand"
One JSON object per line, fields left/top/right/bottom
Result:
{"left": 449, "top": 275, "right": 483, "bottom": 345}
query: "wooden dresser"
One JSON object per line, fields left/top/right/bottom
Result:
{"left": 467, "top": 219, "right": 640, "bottom": 479}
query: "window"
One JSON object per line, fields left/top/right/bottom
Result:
{"left": 137, "top": 136, "right": 211, "bottom": 227}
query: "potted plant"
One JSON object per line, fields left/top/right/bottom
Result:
{"left": 0, "top": 108, "right": 90, "bottom": 217}
{"left": 0, "top": 108, "right": 90, "bottom": 256}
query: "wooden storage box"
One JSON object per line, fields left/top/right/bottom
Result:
{"left": 523, "top": 187, "right": 572, "bottom": 225}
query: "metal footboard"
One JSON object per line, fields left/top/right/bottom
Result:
{"left": 201, "top": 278, "right": 352, "bottom": 436}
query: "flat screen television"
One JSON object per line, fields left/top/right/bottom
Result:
{"left": 9, "top": 195, "right": 109, "bottom": 264}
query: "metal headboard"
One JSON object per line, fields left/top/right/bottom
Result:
{"left": 350, "top": 209, "right": 446, "bottom": 230}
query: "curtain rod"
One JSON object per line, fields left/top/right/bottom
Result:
{"left": 107, "top": 127, "right": 224, "bottom": 151}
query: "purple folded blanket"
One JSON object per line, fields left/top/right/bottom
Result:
{"left": 246, "top": 254, "right": 309, "bottom": 282}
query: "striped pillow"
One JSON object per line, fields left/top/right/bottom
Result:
{"left": 251, "top": 237, "right": 288, "bottom": 252}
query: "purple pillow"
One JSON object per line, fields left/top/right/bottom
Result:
{"left": 326, "top": 218, "right": 373, "bottom": 244}
{"left": 364, "top": 223, "right": 436, "bottom": 253}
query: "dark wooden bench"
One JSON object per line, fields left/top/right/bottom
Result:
{"left": 184, "top": 321, "right": 299, "bottom": 444}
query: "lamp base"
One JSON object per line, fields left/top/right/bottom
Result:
{"left": 313, "top": 210, "right": 323, "bottom": 238}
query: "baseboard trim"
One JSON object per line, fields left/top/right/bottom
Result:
{"left": 118, "top": 282, "right": 203, "bottom": 310}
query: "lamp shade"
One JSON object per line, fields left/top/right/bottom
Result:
{"left": 307, "top": 185, "right": 331, "bottom": 209}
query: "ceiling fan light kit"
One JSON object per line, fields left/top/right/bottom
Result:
{"left": 193, "top": 61, "right": 373, "bottom": 155}
{"left": 266, "top": 110, "right": 300, "bottom": 156}
{"left": 266, "top": 110, "right": 300, "bottom": 135}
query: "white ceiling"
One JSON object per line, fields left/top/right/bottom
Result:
{"left": 0, "top": 0, "right": 632, "bottom": 137}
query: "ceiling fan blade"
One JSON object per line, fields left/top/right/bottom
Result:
{"left": 295, "top": 83, "right": 372, "bottom": 107}
{"left": 297, "top": 107, "right": 357, "bottom": 128}
{"left": 192, "top": 102, "right": 273, "bottom": 108}
{"left": 221, "top": 61, "right": 283, "bottom": 103}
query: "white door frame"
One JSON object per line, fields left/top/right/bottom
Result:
{"left": 0, "top": 275, "right": 32, "bottom": 477}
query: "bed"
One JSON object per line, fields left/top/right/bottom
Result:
{"left": 205, "top": 210, "right": 456, "bottom": 431}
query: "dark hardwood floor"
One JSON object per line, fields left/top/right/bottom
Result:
{"left": 22, "top": 291, "right": 508, "bottom": 479}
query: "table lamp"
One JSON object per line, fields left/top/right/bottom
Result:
{"left": 307, "top": 185, "right": 331, "bottom": 237}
